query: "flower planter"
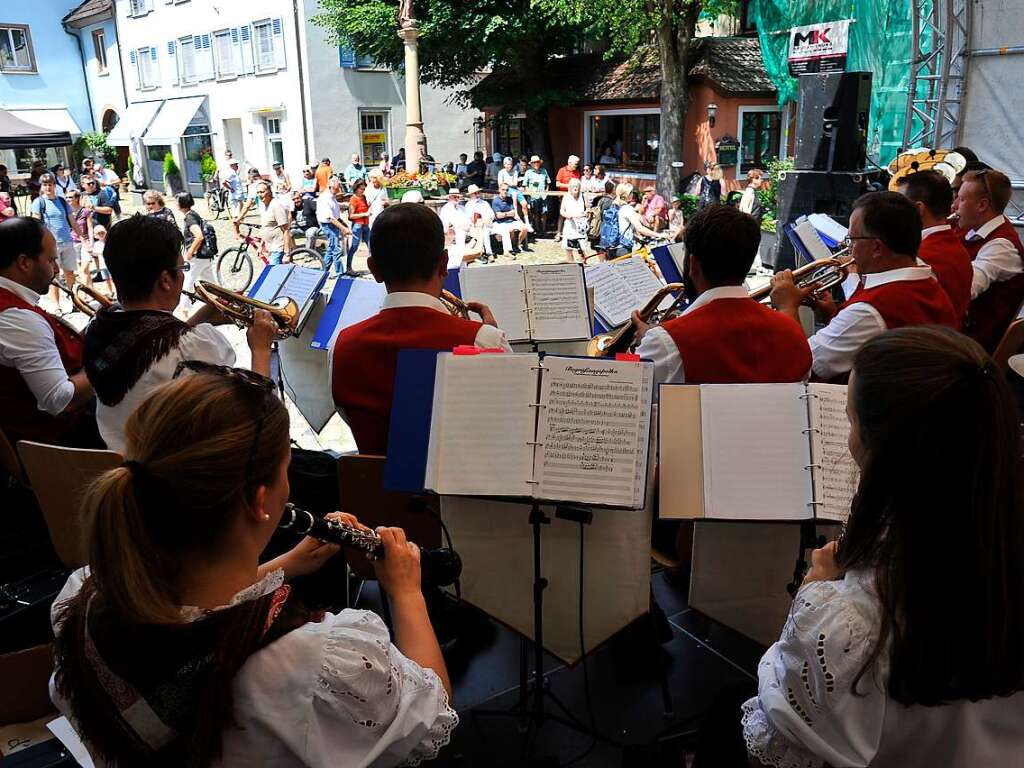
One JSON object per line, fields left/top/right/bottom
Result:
{"left": 386, "top": 185, "right": 420, "bottom": 200}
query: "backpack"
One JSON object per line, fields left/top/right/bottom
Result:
{"left": 189, "top": 211, "right": 218, "bottom": 257}
{"left": 598, "top": 202, "right": 621, "bottom": 249}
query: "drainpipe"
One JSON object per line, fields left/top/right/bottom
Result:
{"left": 291, "top": 0, "right": 312, "bottom": 163}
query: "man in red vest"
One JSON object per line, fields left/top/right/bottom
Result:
{"left": 0, "top": 217, "right": 96, "bottom": 446}
{"left": 632, "top": 204, "right": 811, "bottom": 388}
{"left": 772, "top": 192, "right": 957, "bottom": 381}
{"left": 331, "top": 203, "right": 510, "bottom": 454}
{"left": 896, "top": 169, "right": 973, "bottom": 327}
{"left": 955, "top": 169, "right": 1024, "bottom": 352}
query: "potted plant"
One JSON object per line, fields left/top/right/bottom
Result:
{"left": 383, "top": 169, "right": 420, "bottom": 199}
{"left": 200, "top": 153, "right": 218, "bottom": 193}
{"left": 163, "top": 152, "right": 184, "bottom": 196}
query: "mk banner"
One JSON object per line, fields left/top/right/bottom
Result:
{"left": 788, "top": 19, "right": 852, "bottom": 76}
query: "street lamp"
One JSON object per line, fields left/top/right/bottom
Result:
{"left": 707, "top": 102, "right": 718, "bottom": 128}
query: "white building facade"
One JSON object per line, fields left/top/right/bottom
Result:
{"left": 104, "top": 0, "right": 480, "bottom": 194}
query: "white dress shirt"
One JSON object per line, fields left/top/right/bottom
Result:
{"left": 966, "top": 215, "right": 1023, "bottom": 299}
{"left": 0, "top": 275, "right": 76, "bottom": 415}
{"left": 378, "top": 292, "right": 511, "bottom": 351}
{"left": 96, "top": 320, "right": 234, "bottom": 454}
{"left": 52, "top": 567, "right": 457, "bottom": 768}
{"left": 464, "top": 198, "right": 494, "bottom": 226}
{"left": 742, "top": 568, "right": 1024, "bottom": 768}
{"left": 439, "top": 201, "right": 470, "bottom": 234}
{"left": 635, "top": 285, "right": 751, "bottom": 394}
{"left": 364, "top": 183, "right": 388, "bottom": 227}
{"left": 315, "top": 190, "right": 342, "bottom": 228}
{"left": 809, "top": 266, "right": 936, "bottom": 381}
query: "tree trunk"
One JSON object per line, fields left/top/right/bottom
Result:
{"left": 524, "top": 107, "right": 553, "bottom": 168}
{"left": 655, "top": 4, "right": 700, "bottom": 199}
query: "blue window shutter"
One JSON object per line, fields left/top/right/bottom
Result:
{"left": 167, "top": 40, "right": 175, "bottom": 54}
{"left": 150, "top": 47, "right": 157, "bottom": 61}
{"left": 271, "top": 18, "right": 282, "bottom": 35}
{"left": 339, "top": 45, "right": 356, "bottom": 68}
{"left": 130, "top": 50, "right": 137, "bottom": 64}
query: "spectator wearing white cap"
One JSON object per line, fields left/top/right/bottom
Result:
{"left": 222, "top": 159, "right": 246, "bottom": 218}
{"left": 554, "top": 154, "right": 582, "bottom": 240}
{"left": 522, "top": 156, "right": 550, "bottom": 236}
{"left": 497, "top": 156, "right": 519, "bottom": 189}
{"left": 464, "top": 184, "right": 495, "bottom": 258}
{"left": 439, "top": 188, "right": 481, "bottom": 264}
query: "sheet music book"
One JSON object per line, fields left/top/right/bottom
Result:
{"left": 389, "top": 351, "right": 654, "bottom": 508}
{"left": 658, "top": 382, "right": 858, "bottom": 522}
{"left": 586, "top": 257, "right": 675, "bottom": 328}
{"left": 310, "top": 277, "right": 387, "bottom": 350}
{"left": 249, "top": 264, "right": 328, "bottom": 334}
{"left": 459, "top": 263, "right": 591, "bottom": 343}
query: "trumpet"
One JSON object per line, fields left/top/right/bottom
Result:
{"left": 586, "top": 282, "right": 686, "bottom": 357}
{"left": 183, "top": 280, "right": 299, "bottom": 340}
{"left": 51, "top": 280, "right": 114, "bottom": 318}
{"left": 440, "top": 289, "right": 486, "bottom": 321}
{"left": 749, "top": 252, "right": 855, "bottom": 304}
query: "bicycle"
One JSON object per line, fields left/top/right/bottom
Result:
{"left": 215, "top": 222, "right": 325, "bottom": 293}
{"left": 204, "top": 185, "right": 229, "bottom": 220}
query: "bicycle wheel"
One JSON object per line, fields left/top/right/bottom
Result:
{"left": 205, "top": 190, "right": 222, "bottom": 220}
{"left": 215, "top": 247, "right": 255, "bottom": 292}
{"left": 286, "top": 246, "right": 326, "bottom": 271}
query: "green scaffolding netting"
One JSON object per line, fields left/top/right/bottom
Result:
{"left": 749, "top": 0, "right": 924, "bottom": 166}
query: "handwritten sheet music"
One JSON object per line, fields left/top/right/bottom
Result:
{"left": 426, "top": 353, "right": 538, "bottom": 497}
{"left": 807, "top": 383, "right": 858, "bottom": 522}
{"left": 460, "top": 264, "right": 530, "bottom": 341}
{"left": 610, "top": 257, "right": 673, "bottom": 311}
{"left": 534, "top": 356, "right": 653, "bottom": 508}
{"left": 698, "top": 384, "right": 814, "bottom": 520}
{"left": 585, "top": 263, "right": 637, "bottom": 328}
{"left": 524, "top": 264, "right": 591, "bottom": 341}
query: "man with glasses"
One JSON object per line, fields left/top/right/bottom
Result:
{"left": 30, "top": 173, "right": 83, "bottom": 307}
{"left": 82, "top": 214, "right": 276, "bottom": 453}
{"left": 771, "top": 191, "right": 956, "bottom": 381}
{"left": 80, "top": 175, "right": 116, "bottom": 230}
{"left": 954, "top": 168, "right": 1024, "bottom": 351}
{"left": 233, "top": 181, "right": 294, "bottom": 265}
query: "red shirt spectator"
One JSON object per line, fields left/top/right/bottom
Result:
{"left": 555, "top": 155, "right": 581, "bottom": 190}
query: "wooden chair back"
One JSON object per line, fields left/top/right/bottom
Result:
{"left": 16, "top": 441, "right": 123, "bottom": 570}
{"left": 0, "top": 644, "right": 56, "bottom": 725}
{"left": 337, "top": 454, "right": 441, "bottom": 580}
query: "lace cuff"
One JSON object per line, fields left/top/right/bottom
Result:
{"left": 741, "top": 696, "right": 822, "bottom": 768}
{"left": 399, "top": 667, "right": 458, "bottom": 767}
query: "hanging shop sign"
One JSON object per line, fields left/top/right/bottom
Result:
{"left": 788, "top": 19, "right": 852, "bottom": 76}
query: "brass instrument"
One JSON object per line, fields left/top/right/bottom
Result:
{"left": 749, "top": 253, "right": 855, "bottom": 303}
{"left": 586, "top": 282, "right": 686, "bottom": 357}
{"left": 440, "top": 289, "right": 471, "bottom": 319}
{"left": 51, "top": 280, "right": 114, "bottom": 318}
{"left": 184, "top": 280, "right": 299, "bottom": 340}
{"left": 887, "top": 147, "right": 967, "bottom": 191}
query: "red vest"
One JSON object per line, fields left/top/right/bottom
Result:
{"left": 332, "top": 306, "right": 484, "bottom": 454}
{"left": 843, "top": 274, "right": 957, "bottom": 331}
{"left": 918, "top": 228, "right": 973, "bottom": 328}
{"left": 0, "top": 286, "right": 84, "bottom": 446}
{"left": 962, "top": 218, "right": 1024, "bottom": 353}
{"left": 662, "top": 297, "right": 811, "bottom": 384}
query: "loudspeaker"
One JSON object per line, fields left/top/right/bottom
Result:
{"left": 765, "top": 169, "right": 875, "bottom": 271}
{"left": 794, "top": 72, "right": 872, "bottom": 172}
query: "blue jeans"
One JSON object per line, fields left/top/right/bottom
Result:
{"left": 346, "top": 224, "right": 369, "bottom": 273}
{"left": 269, "top": 250, "right": 285, "bottom": 265}
{"left": 324, "top": 224, "right": 343, "bottom": 275}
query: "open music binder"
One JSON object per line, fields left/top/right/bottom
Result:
{"left": 249, "top": 264, "right": 328, "bottom": 335}
{"left": 586, "top": 256, "right": 677, "bottom": 328}
{"left": 459, "top": 263, "right": 591, "bottom": 343}
{"left": 658, "top": 382, "right": 857, "bottom": 522}
{"left": 385, "top": 350, "right": 654, "bottom": 509}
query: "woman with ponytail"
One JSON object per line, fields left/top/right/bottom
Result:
{"left": 736, "top": 326, "right": 1024, "bottom": 767}
{"left": 51, "top": 366, "right": 456, "bottom": 767}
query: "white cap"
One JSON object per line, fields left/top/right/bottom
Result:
{"left": 466, "top": 184, "right": 482, "bottom": 195}
{"left": 401, "top": 190, "right": 424, "bottom": 203}
{"left": 530, "top": 155, "right": 542, "bottom": 163}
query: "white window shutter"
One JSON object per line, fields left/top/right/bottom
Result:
{"left": 150, "top": 46, "right": 161, "bottom": 86}
{"left": 239, "top": 24, "right": 255, "bottom": 75}
{"left": 198, "top": 33, "right": 214, "bottom": 80}
{"left": 272, "top": 18, "right": 286, "bottom": 70}
{"left": 230, "top": 27, "right": 244, "bottom": 76}
{"left": 167, "top": 39, "right": 179, "bottom": 85}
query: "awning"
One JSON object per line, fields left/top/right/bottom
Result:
{"left": 7, "top": 108, "right": 82, "bottom": 139}
{"left": 0, "top": 109, "right": 76, "bottom": 149}
{"left": 142, "top": 96, "right": 205, "bottom": 146}
{"left": 106, "top": 101, "right": 162, "bottom": 147}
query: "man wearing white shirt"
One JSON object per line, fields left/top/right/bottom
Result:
{"left": 316, "top": 178, "right": 351, "bottom": 277}
{"left": 0, "top": 217, "right": 97, "bottom": 446}
{"left": 439, "top": 188, "right": 473, "bottom": 263}
{"left": 83, "top": 215, "right": 276, "bottom": 454}
{"left": 772, "top": 192, "right": 957, "bottom": 381}
{"left": 464, "top": 184, "right": 495, "bottom": 257}
{"left": 954, "top": 169, "right": 1024, "bottom": 351}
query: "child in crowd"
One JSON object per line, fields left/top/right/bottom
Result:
{"left": 89, "top": 225, "right": 115, "bottom": 295}
{"left": 667, "top": 197, "right": 685, "bottom": 242}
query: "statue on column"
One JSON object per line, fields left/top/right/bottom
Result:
{"left": 398, "top": 0, "right": 415, "bottom": 28}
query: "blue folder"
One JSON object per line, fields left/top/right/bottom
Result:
{"left": 443, "top": 267, "right": 462, "bottom": 298}
{"left": 383, "top": 349, "right": 444, "bottom": 492}
{"left": 310, "top": 278, "right": 356, "bottom": 349}
{"left": 652, "top": 244, "right": 684, "bottom": 285}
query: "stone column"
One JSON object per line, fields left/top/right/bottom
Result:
{"left": 399, "top": 21, "right": 427, "bottom": 173}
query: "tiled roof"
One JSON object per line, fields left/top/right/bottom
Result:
{"left": 474, "top": 36, "right": 775, "bottom": 108}
{"left": 63, "top": 0, "right": 113, "bottom": 27}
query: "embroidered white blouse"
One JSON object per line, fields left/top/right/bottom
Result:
{"left": 742, "top": 569, "right": 1024, "bottom": 768}
{"left": 51, "top": 567, "right": 458, "bottom": 768}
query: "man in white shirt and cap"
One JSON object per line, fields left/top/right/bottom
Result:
{"left": 464, "top": 184, "right": 495, "bottom": 259}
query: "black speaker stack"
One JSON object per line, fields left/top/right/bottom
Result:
{"left": 766, "top": 71, "right": 876, "bottom": 271}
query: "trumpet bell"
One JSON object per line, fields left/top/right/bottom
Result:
{"left": 192, "top": 280, "right": 300, "bottom": 339}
